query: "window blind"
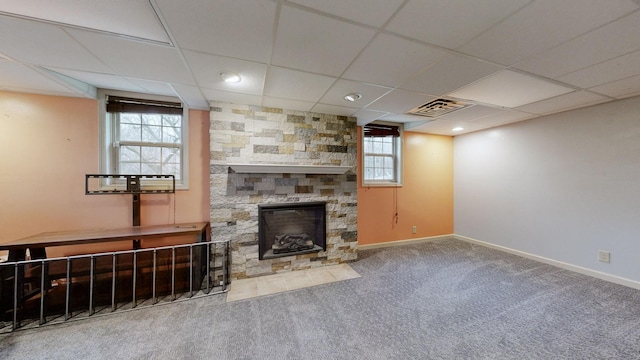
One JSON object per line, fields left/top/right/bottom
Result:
{"left": 106, "top": 96, "right": 183, "bottom": 115}
{"left": 363, "top": 123, "right": 400, "bottom": 137}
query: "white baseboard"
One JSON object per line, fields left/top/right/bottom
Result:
{"left": 357, "top": 234, "right": 454, "bottom": 250}
{"left": 454, "top": 234, "right": 640, "bottom": 291}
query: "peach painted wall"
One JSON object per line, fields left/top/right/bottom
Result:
{"left": 0, "top": 91, "right": 210, "bottom": 257}
{"left": 357, "top": 128, "right": 454, "bottom": 245}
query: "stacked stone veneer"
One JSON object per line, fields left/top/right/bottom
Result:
{"left": 209, "top": 102, "right": 358, "bottom": 279}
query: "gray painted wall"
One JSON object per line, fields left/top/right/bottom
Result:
{"left": 454, "top": 95, "right": 640, "bottom": 283}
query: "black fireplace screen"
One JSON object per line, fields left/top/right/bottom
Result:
{"left": 258, "top": 202, "right": 326, "bottom": 260}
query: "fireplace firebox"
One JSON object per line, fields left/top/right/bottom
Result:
{"left": 258, "top": 202, "right": 326, "bottom": 260}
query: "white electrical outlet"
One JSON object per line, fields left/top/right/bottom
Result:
{"left": 598, "top": 250, "right": 610, "bottom": 263}
{"left": 412, "top": 226, "right": 417, "bottom": 234}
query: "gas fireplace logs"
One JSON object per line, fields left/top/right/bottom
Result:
{"left": 272, "top": 233, "right": 314, "bottom": 254}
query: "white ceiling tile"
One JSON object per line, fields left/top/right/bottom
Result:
{"left": 514, "top": 11, "right": 640, "bottom": 78}
{"left": 272, "top": 5, "right": 375, "bottom": 76}
{"left": 319, "top": 79, "right": 391, "bottom": 107}
{"left": 408, "top": 119, "right": 486, "bottom": 136}
{"left": 127, "top": 79, "right": 177, "bottom": 97}
{"left": 379, "top": 113, "right": 433, "bottom": 123}
{"left": 170, "top": 83, "right": 209, "bottom": 110}
{"left": 343, "top": 33, "right": 448, "bottom": 87}
{"left": 0, "top": 62, "right": 77, "bottom": 95}
{"left": 0, "top": 15, "right": 113, "bottom": 73}
{"left": 262, "top": 96, "right": 315, "bottom": 112}
{"left": 590, "top": 74, "right": 640, "bottom": 99}
{"left": 450, "top": 70, "right": 575, "bottom": 108}
{"left": 404, "top": 120, "right": 433, "bottom": 130}
{"left": 516, "top": 90, "right": 609, "bottom": 115}
{"left": 66, "top": 29, "right": 194, "bottom": 85}
{"left": 288, "top": 0, "right": 404, "bottom": 27}
{"left": 311, "top": 104, "right": 358, "bottom": 116}
{"left": 263, "top": 67, "right": 336, "bottom": 102}
{"left": 0, "top": 0, "right": 169, "bottom": 43}
{"left": 353, "top": 109, "right": 387, "bottom": 125}
{"left": 43, "top": 68, "right": 146, "bottom": 93}
{"left": 558, "top": 50, "right": 640, "bottom": 88}
{"left": 399, "top": 54, "right": 503, "bottom": 96}
{"left": 468, "top": 110, "right": 537, "bottom": 127}
{"left": 438, "top": 104, "right": 503, "bottom": 122}
{"left": 37, "top": 67, "right": 96, "bottom": 97}
{"left": 202, "top": 88, "right": 262, "bottom": 107}
{"left": 183, "top": 50, "right": 266, "bottom": 95}
{"left": 155, "top": 0, "right": 276, "bottom": 63}
{"left": 458, "top": 0, "right": 638, "bottom": 65}
{"left": 365, "top": 89, "right": 435, "bottom": 114}
{"left": 386, "top": 0, "right": 530, "bottom": 49}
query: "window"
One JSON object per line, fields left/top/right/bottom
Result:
{"left": 99, "top": 91, "right": 189, "bottom": 189}
{"left": 363, "top": 122, "right": 402, "bottom": 186}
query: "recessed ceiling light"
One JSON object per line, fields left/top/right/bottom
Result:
{"left": 452, "top": 127, "right": 464, "bottom": 132}
{"left": 344, "top": 93, "right": 362, "bottom": 102}
{"left": 220, "top": 72, "right": 241, "bottom": 83}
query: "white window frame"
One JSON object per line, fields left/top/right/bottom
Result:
{"left": 362, "top": 122, "right": 403, "bottom": 187}
{"left": 98, "top": 89, "right": 190, "bottom": 190}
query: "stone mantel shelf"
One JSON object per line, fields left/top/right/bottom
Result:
{"left": 228, "top": 163, "right": 352, "bottom": 175}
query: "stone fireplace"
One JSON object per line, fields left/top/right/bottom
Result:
{"left": 258, "top": 201, "right": 326, "bottom": 260}
{"left": 209, "top": 102, "right": 357, "bottom": 280}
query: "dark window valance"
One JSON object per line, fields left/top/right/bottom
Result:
{"left": 364, "top": 123, "right": 400, "bottom": 137}
{"left": 106, "top": 96, "right": 183, "bottom": 115}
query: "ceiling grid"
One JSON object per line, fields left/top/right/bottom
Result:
{"left": 0, "top": 0, "right": 639, "bottom": 135}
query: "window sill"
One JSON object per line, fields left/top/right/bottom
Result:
{"left": 362, "top": 181, "right": 403, "bottom": 188}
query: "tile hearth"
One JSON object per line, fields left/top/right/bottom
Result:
{"left": 226, "top": 263, "right": 360, "bottom": 302}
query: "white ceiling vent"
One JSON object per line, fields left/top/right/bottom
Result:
{"left": 407, "top": 98, "right": 472, "bottom": 118}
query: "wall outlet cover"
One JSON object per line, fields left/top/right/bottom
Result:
{"left": 598, "top": 250, "right": 611, "bottom": 263}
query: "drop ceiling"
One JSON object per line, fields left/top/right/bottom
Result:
{"left": 1, "top": 0, "right": 640, "bottom": 135}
